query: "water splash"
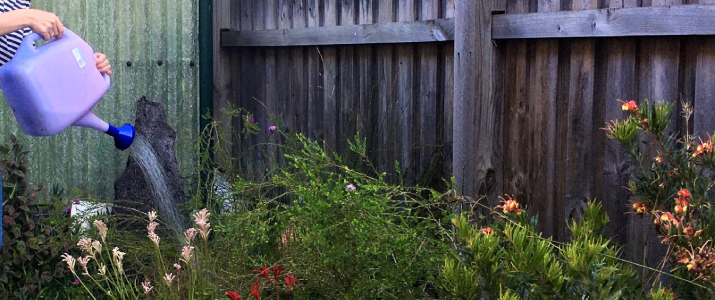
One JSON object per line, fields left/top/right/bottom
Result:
{"left": 128, "top": 135, "right": 185, "bottom": 239}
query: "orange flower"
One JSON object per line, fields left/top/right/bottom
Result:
{"left": 674, "top": 204, "right": 686, "bottom": 215}
{"left": 677, "top": 189, "right": 691, "bottom": 200}
{"left": 497, "top": 196, "right": 522, "bottom": 215}
{"left": 481, "top": 227, "right": 494, "bottom": 235}
{"left": 620, "top": 100, "right": 639, "bottom": 113}
{"left": 632, "top": 202, "right": 648, "bottom": 215}
{"left": 659, "top": 212, "right": 680, "bottom": 230}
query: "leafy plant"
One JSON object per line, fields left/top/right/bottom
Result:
{"left": 0, "top": 135, "right": 78, "bottom": 299}
{"left": 442, "top": 198, "right": 675, "bottom": 299}
{"left": 209, "top": 127, "right": 453, "bottom": 299}
{"left": 607, "top": 99, "right": 715, "bottom": 298}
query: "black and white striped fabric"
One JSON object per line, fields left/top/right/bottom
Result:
{"left": 0, "top": 0, "right": 32, "bottom": 66}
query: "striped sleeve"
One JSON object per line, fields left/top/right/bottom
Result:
{"left": 0, "top": 0, "right": 33, "bottom": 66}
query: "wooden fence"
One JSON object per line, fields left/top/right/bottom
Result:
{"left": 212, "top": 0, "right": 715, "bottom": 264}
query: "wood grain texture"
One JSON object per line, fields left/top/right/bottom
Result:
{"left": 563, "top": 0, "right": 597, "bottom": 238}
{"left": 453, "top": 0, "right": 498, "bottom": 202}
{"left": 397, "top": 0, "right": 417, "bottom": 184}
{"left": 418, "top": 0, "right": 439, "bottom": 186}
{"left": 221, "top": 18, "right": 455, "bottom": 46}
{"left": 442, "top": 0, "right": 455, "bottom": 180}
{"left": 596, "top": 38, "right": 635, "bottom": 245}
{"left": 377, "top": 0, "right": 397, "bottom": 179}
{"left": 213, "top": 0, "right": 234, "bottom": 169}
{"left": 694, "top": 36, "right": 715, "bottom": 138}
{"left": 306, "top": 0, "right": 323, "bottom": 143}
{"left": 322, "top": 0, "right": 339, "bottom": 153}
{"left": 493, "top": 5, "right": 715, "bottom": 39}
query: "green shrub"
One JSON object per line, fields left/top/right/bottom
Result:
{"left": 442, "top": 199, "right": 677, "bottom": 300}
{"left": 607, "top": 99, "right": 715, "bottom": 298}
{"left": 0, "top": 135, "right": 78, "bottom": 298}
{"left": 210, "top": 131, "right": 452, "bottom": 299}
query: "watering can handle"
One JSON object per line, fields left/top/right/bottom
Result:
{"left": 20, "top": 32, "right": 43, "bottom": 52}
{"left": 21, "top": 32, "right": 111, "bottom": 86}
{"left": 102, "top": 72, "right": 111, "bottom": 86}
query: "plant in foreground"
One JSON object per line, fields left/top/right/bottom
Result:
{"left": 442, "top": 197, "right": 676, "bottom": 299}
{"left": 607, "top": 99, "right": 715, "bottom": 298}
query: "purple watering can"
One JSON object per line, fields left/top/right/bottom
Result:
{"left": 0, "top": 28, "right": 135, "bottom": 150}
{"left": 0, "top": 29, "right": 135, "bottom": 249}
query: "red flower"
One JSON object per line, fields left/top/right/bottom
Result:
{"left": 620, "top": 100, "right": 639, "bottom": 113}
{"left": 250, "top": 279, "right": 261, "bottom": 300}
{"left": 677, "top": 189, "right": 691, "bottom": 200}
{"left": 253, "top": 266, "right": 271, "bottom": 282}
{"left": 481, "top": 227, "right": 494, "bottom": 235}
{"left": 225, "top": 290, "right": 241, "bottom": 300}
{"left": 284, "top": 274, "right": 297, "bottom": 288}
{"left": 272, "top": 265, "right": 284, "bottom": 282}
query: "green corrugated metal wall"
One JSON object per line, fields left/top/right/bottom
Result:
{"left": 0, "top": 1, "right": 199, "bottom": 200}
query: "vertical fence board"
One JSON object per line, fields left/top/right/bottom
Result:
{"left": 597, "top": 38, "right": 636, "bottom": 247}
{"left": 306, "top": 0, "right": 323, "bottom": 143}
{"left": 505, "top": 0, "right": 533, "bottom": 231}
{"left": 442, "top": 0, "right": 455, "bottom": 180}
{"left": 397, "top": 1, "right": 416, "bottom": 184}
{"left": 695, "top": 37, "right": 715, "bottom": 138}
{"left": 560, "top": 0, "right": 598, "bottom": 240}
{"left": 323, "top": 0, "right": 339, "bottom": 154}
{"left": 292, "top": 0, "right": 307, "bottom": 136}
{"left": 358, "top": 0, "right": 376, "bottom": 167}
{"left": 418, "top": 0, "right": 439, "bottom": 186}
{"left": 454, "top": 0, "right": 497, "bottom": 203}
{"left": 377, "top": 0, "right": 397, "bottom": 179}
{"left": 338, "top": 0, "right": 356, "bottom": 158}
{"left": 213, "top": 0, "right": 234, "bottom": 170}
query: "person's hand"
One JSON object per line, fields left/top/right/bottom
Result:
{"left": 94, "top": 53, "right": 112, "bottom": 76}
{"left": 23, "top": 9, "right": 64, "bottom": 41}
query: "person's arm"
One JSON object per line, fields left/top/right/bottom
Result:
{"left": 0, "top": 9, "right": 64, "bottom": 41}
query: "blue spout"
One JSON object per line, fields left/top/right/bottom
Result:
{"left": 105, "top": 124, "right": 135, "bottom": 150}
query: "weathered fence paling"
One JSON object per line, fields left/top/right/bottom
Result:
{"left": 212, "top": 0, "right": 715, "bottom": 263}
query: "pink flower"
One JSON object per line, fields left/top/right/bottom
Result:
{"left": 148, "top": 211, "right": 158, "bottom": 223}
{"left": 77, "top": 238, "right": 93, "bottom": 252}
{"left": 142, "top": 281, "right": 153, "bottom": 294}
{"left": 93, "top": 220, "right": 107, "bottom": 243}
{"left": 185, "top": 228, "right": 197, "bottom": 244}
{"left": 73, "top": 278, "right": 79, "bottom": 285}
{"left": 147, "top": 221, "right": 159, "bottom": 234}
{"left": 148, "top": 232, "right": 160, "bottom": 246}
{"left": 181, "top": 246, "right": 194, "bottom": 263}
{"left": 61, "top": 253, "right": 76, "bottom": 273}
{"left": 174, "top": 263, "right": 181, "bottom": 271}
{"left": 193, "top": 209, "right": 212, "bottom": 241}
{"left": 78, "top": 256, "right": 91, "bottom": 274}
{"left": 268, "top": 125, "right": 277, "bottom": 133}
{"left": 164, "top": 273, "right": 175, "bottom": 286}
{"left": 345, "top": 184, "right": 356, "bottom": 192}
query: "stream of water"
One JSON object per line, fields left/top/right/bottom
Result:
{"left": 128, "top": 135, "right": 185, "bottom": 239}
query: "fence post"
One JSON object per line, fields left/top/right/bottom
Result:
{"left": 453, "top": 0, "right": 501, "bottom": 206}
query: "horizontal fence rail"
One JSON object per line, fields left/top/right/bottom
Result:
{"left": 221, "top": 18, "right": 455, "bottom": 47}
{"left": 493, "top": 5, "right": 715, "bottom": 39}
